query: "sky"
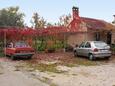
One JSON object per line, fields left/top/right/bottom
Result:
{"left": 0, "top": 0, "right": 115, "bottom": 26}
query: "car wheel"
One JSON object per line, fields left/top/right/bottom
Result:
{"left": 89, "top": 54, "right": 95, "bottom": 61}
{"left": 106, "top": 56, "right": 110, "bottom": 60}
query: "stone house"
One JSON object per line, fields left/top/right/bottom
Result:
{"left": 1, "top": 6, "right": 115, "bottom": 48}
{"left": 67, "top": 6, "right": 115, "bottom": 46}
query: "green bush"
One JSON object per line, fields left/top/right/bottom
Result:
{"left": 111, "top": 44, "right": 115, "bottom": 51}
{"left": 0, "top": 52, "right": 4, "bottom": 57}
{"left": 33, "top": 37, "right": 67, "bottom": 52}
{"left": 37, "top": 40, "right": 47, "bottom": 51}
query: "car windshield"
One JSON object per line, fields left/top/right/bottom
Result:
{"left": 15, "top": 42, "right": 29, "bottom": 48}
{"left": 94, "top": 41, "right": 108, "bottom": 48}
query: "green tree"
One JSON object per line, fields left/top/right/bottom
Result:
{"left": 46, "top": 22, "right": 54, "bottom": 27}
{"left": 59, "top": 14, "right": 72, "bottom": 27}
{"left": 31, "top": 12, "right": 46, "bottom": 29}
{"left": 0, "top": 6, "right": 25, "bottom": 27}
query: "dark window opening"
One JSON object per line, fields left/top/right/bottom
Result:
{"left": 95, "top": 32, "right": 100, "bottom": 41}
{"left": 85, "top": 42, "right": 91, "bottom": 48}
{"left": 107, "top": 31, "right": 112, "bottom": 44}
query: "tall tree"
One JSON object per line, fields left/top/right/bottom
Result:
{"left": 59, "top": 14, "right": 72, "bottom": 27}
{"left": 46, "top": 22, "right": 53, "bottom": 27}
{"left": 0, "top": 6, "right": 25, "bottom": 27}
{"left": 31, "top": 12, "right": 46, "bottom": 29}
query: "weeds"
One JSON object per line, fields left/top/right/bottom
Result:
{"left": 25, "top": 62, "right": 65, "bottom": 73}
{"left": 0, "top": 52, "right": 4, "bottom": 57}
{"left": 75, "top": 58, "right": 98, "bottom": 66}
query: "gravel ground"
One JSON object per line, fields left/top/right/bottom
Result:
{"left": 0, "top": 58, "right": 49, "bottom": 86}
{"left": 0, "top": 53, "right": 115, "bottom": 86}
{"left": 27, "top": 63, "right": 115, "bottom": 86}
{"left": 52, "top": 64, "right": 115, "bottom": 86}
{"left": 28, "top": 53, "right": 115, "bottom": 86}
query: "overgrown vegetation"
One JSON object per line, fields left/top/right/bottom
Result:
{"left": 0, "top": 42, "right": 4, "bottom": 57}
{"left": 74, "top": 58, "right": 98, "bottom": 66}
{"left": 59, "top": 58, "right": 98, "bottom": 67}
{"left": 0, "top": 7, "right": 69, "bottom": 53}
{"left": 34, "top": 35, "right": 67, "bottom": 52}
{"left": 25, "top": 62, "right": 65, "bottom": 73}
{"left": 111, "top": 44, "right": 115, "bottom": 54}
{"left": 20, "top": 54, "right": 98, "bottom": 74}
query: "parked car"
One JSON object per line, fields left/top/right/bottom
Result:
{"left": 4, "top": 41, "right": 35, "bottom": 60}
{"left": 73, "top": 41, "right": 112, "bottom": 60}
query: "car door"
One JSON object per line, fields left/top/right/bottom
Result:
{"left": 77, "top": 42, "right": 86, "bottom": 56}
{"left": 83, "top": 42, "right": 91, "bottom": 57}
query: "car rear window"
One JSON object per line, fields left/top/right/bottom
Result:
{"left": 15, "top": 42, "right": 28, "bottom": 48}
{"left": 94, "top": 41, "right": 108, "bottom": 48}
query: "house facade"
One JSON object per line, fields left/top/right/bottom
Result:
{"left": 0, "top": 6, "right": 115, "bottom": 49}
{"left": 67, "top": 6, "right": 115, "bottom": 46}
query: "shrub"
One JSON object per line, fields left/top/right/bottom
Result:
{"left": 111, "top": 44, "right": 115, "bottom": 51}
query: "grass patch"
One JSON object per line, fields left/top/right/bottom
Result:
{"left": 26, "top": 62, "right": 65, "bottom": 73}
{"left": 35, "top": 63, "right": 58, "bottom": 72}
{"left": 64, "top": 63, "right": 77, "bottom": 67}
{"left": 60, "top": 57, "right": 98, "bottom": 67}
{"left": 24, "top": 58, "right": 98, "bottom": 74}
{"left": 22, "top": 54, "right": 98, "bottom": 75}
{"left": 50, "top": 83, "right": 58, "bottom": 86}
{"left": 75, "top": 58, "right": 98, "bottom": 66}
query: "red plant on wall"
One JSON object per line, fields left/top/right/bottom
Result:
{"left": 0, "top": 26, "right": 68, "bottom": 43}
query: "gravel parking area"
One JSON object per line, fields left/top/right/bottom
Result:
{"left": 0, "top": 52, "right": 115, "bottom": 86}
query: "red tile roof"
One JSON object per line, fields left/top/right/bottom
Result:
{"left": 81, "top": 17, "right": 115, "bottom": 30}
{"left": 68, "top": 17, "right": 115, "bottom": 32}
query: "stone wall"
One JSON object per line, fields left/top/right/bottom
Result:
{"left": 67, "top": 32, "right": 95, "bottom": 47}
{"left": 112, "top": 32, "right": 115, "bottom": 44}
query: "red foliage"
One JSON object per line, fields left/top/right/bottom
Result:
{"left": 0, "top": 17, "right": 111, "bottom": 42}
{"left": 0, "top": 27, "right": 68, "bottom": 42}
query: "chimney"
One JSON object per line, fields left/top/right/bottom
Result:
{"left": 72, "top": 6, "right": 79, "bottom": 19}
{"left": 112, "top": 15, "right": 115, "bottom": 24}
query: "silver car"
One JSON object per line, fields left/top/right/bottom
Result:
{"left": 74, "top": 41, "right": 112, "bottom": 60}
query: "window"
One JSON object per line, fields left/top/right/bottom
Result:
{"left": 85, "top": 42, "right": 91, "bottom": 48}
{"left": 94, "top": 41, "right": 108, "bottom": 48}
{"left": 79, "top": 42, "right": 85, "bottom": 48}
{"left": 7, "top": 42, "right": 13, "bottom": 48}
{"left": 15, "top": 41, "right": 28, "bottom": 48}
{"left": 95, "top": 32, "right": 100, "bottom": 41}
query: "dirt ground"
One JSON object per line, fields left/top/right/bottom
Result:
{"left": 0, "top": 58, "right": 49, "bottom": 86}
{"left": 0, "top": 52, "right": 115, "bottom": 86}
